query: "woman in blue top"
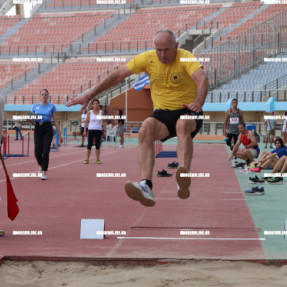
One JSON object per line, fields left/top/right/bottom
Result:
{"left": 270, "top": 137, "right": 287, "bottom": 180}
{"left": 255, "top": 137, "right": 287, "bottom": 170}
{"left": 31, "top": 89, "right": 63, "bottom": 180}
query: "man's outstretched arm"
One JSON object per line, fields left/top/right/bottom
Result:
{"left": 66, "top": 66, "right": 133, "bottom": 111}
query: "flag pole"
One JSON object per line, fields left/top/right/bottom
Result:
{"left": 0, "top": 150, "right": 8, "bottom": 175}
{"left": 125, "top": 78, "right": 128, "bottom": 121}
{"left": 0, "top": 150, "right": 19, "bottom": 221}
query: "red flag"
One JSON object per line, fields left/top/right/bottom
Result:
{"left": 6, "top": 174, "right": 19, "bottom": 221}
{"left": 0, "top": 150, "right": 19, "bottom": 220}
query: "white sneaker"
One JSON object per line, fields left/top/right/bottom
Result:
{"left": 119, "top": 145, "right": 124, "bottom": 148}
{"left": 125, "top": 180, "right": 155, "bottom": 207}
{"left": 231, "top": 158, "right": 237, "bottom": 168}
{"left": 239, "top": 168, "right": 251, "bottom": 174}
{"left": 176, "top": 166, "right": 191, "bottom": 199}
{"left": 41, "top": 173, "right": 47, "bottom": 180}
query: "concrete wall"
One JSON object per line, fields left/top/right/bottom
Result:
{"left": 110, "top": 86, "right": 153, "bottom": 122}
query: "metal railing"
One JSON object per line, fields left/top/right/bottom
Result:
{"left": 1, "top": 5, "right": 287, "bottom": 98}
{"left": 71, "top": 63, "right": 128, "bottom": 96}
{"left": 199, "top": 121, "right": 286, "bottom": 137}
{"left": 0, "top": 62, "right": 39, "bottom": 90}
{"left": 0, "top": 20, "right": 216, "bottom": 57}
{"left": 206, "top": 89, "right": 287, "bottom": 103}
{"left": 201, "top": 9, "right": 287, "bottom": 88}
{"left": 44, "top": 0, "right": 137, "bottom": 10}
{"left": 2, "top": 88, "right": 287, "bottom": 105}
{"left": 263, "top": 74, "right": 287, "bottom": 92}
{"left": 125, "top": 121, "right": 143, "bottom": 133}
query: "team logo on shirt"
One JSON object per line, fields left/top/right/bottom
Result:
{"left": 170, "top": 72, "right": 181, "bottom": 84}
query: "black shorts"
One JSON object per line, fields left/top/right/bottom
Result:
{"left": 81, "top": 127, "right": 88, "bottom": 135}
{"left": 87, "top": 130, "right": 102, "bottom": 150}
{"left": 150, "top": 108, "right": 203, "bottom": 142}
{"left": 226, "top": 133, "right": 239, "bottom": 146}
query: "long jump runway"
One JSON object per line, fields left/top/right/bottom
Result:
{"left": 0, "top": 143, "right": 264, "bottom": 260}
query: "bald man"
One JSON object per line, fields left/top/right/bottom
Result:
{"left": 67, "top": 29, "right": 209, "bottom": 207}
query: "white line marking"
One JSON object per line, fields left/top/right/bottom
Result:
{"left": 0, "top": 147, "right": 118, "bottom": 169}
{"left": 106, "top": 208, "right": 150, "bottom": 257}
{"left": 221, "top": 192, "right": 242, "bottom": 194}
{"left": 0, "top": 150, "right": 82, "bottom": 168}
{"left": 218, "top": 199, "right": 246, "bottom": 201}
{"left": 0, "top": 149, "right": 117, "bottom": 183}
{"left": 160, "top": 191, "right": 177, "bottom": 193}
{"left": 157, "top": 198, "right": 179, "bottom": 200}
{"left": 117, "top": 237, "right": 265, "bottom": 241}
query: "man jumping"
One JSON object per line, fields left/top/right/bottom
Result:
{"left": 67, "top": 29, "right": 209, "bottom": 207}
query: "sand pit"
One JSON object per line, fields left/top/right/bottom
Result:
{"left": 1, "top": 260, "right": 287, "bottom": 287}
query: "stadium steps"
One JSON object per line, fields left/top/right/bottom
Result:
{"left": 202, "top": 5, "right": 227, "bottom": 23}
{"left": 0, "top": 18, "right": 30, "bottom": 46}
{"left": 37, "top": 0, "right": 52, "bottom": 13}
{"left": 190, "top": 6, "right": 226, "bottom": 53}
{"left": 200, "top": 4, "right": 268, "bottom": 52}
{"left": 179, "top": 6, "right": 225, "bottom": 52}
{"left": 214, "top": 4, "right": 269, "bottom": 40}
{"left": 42, "top": 0, "right": 136, "bottom": 12}
{"left": 210, "top": 54, "right": 287, "bottom": 102}
{"left": 61, "top": 13, "right": 131, "bottom": 57}
{"left": 0, "top": 61, "right": 59, "bottom": 95}
{"left": 136, "top": 0, "right": 186, "bottom": 9}
{"left": 97, "top": 73, "right": 138, "bottom": 104}
{"left": 0, "top": 0, "right": 13, "bottom": 15}
{"left": 29, "top": 1, "right": 47, "bottom": 16}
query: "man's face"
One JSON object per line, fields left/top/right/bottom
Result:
{"left": 232, "top": 100, "right": 238, "bottom": 108}
{"left": 238, "top": 124, "right": 246, "bottom": 134}
{"left": 154, "top": 32, "right": 178, "bottom": 64}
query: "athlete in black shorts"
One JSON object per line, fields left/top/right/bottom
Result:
{"left": 67, "top": 29, "right": 208, "bottom": 207}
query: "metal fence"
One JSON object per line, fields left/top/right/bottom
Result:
{"left": 2, "top": 88, "right": 287, "bottom": 105}
{"left": 1, "top": 5, "right": 287, "bottom": 98}
{"left": 206, "top": 89, "right": 287, "bottom": 103}
{"left": 202, "top": 10, "right": 287, "bottom": 89}
{"left": 199, "top": 121, "right": 285, "bottom": 138}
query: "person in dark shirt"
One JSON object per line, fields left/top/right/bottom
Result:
{"left": 224, "top": 98, "right": 244, "bottom": 150}
{"left": 117, "top": 109, "right": 126, "bottom": 148}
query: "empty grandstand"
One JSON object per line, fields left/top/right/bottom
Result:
{"left": 0, "top": 0, "right": 286, "bottom": 133}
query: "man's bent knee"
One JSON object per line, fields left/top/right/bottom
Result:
{"left": 176, "top": 119, "right": 196, "bottom": 136}
{"left": 139, "top": 118, "right": 168, "bottom": 141}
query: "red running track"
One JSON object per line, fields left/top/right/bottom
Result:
{"left": 0, "top": 143, "right": 264, "bottom": 260}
